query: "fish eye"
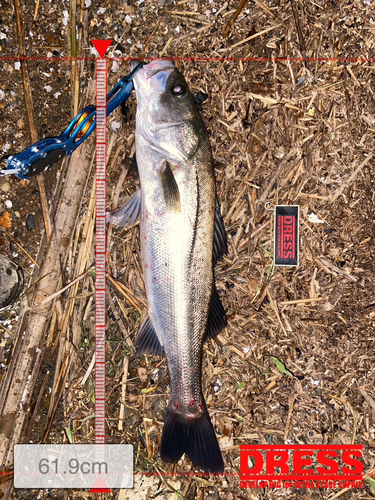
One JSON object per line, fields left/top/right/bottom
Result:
{"left": 171, "top": 84, "right": 186, "bottom": 96}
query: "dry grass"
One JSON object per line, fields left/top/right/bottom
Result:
{"left": 1, "top": 0, "right": 375, "bottom": 499}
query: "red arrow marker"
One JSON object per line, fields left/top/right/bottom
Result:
{"left": 90, "top": 475, "right": 111, "bottom": 493}
{"left": 91, "top": 40, "right": 112, "bottom": 58}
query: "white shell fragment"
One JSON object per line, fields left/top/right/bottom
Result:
{"left": 308, "top": 212, "right": 325, "bottom": 224}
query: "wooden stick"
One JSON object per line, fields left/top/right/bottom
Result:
{"left": 107, "top": 274, "right": 146, "bottom": 313}
{"left": 23, "top": 369, "right": 50, "bottom": 443}
{"left": 327, "top": 468, "right": 375, "bottom": 499}
{"left": 43, "top": 347, "right": 73, "bottom": 443}
{"left": 107, "top": 291, "right": 133, "bottom": 345}
{"left": 80, "top": 354, "right": 95, "bottom": 386}
{"left": 118, "top": 357, "right": 129, "bottom": 431}
{"left": 14, "top": 0, "right": 52, "bottom": 241}
{"left": 278, "top": 297, "right": 327, "bottom": 306}
{"left": 106, "top": 152, "right": 129, "bottom": 270}
{"left": 228, "top": 24, "right": 282, "bottom": 50}
{"left": 6, "top": 232, "right": 39, "bottom": 268}
{"left": 223, "top": 0, "right": 248, "bottom": 38}
{"left": 143, "top": 418, "right": 152, "bottom": 459}
{"left": 266, "top": 286, "right": 287, "bottom": 335}
{"left": 33, "top": 0, "right": 41, "bottom": 21}
{"left": 38, "top": 268, "right": 92, "bottom": 306}
{"left": 159, "top": 37, "right": 175, "bottom": 57}
{"left": 330, "top": 153, "right": 373, "bottom": 202}
{"left": 283, "top": 395, "right": 296, "bottom": 441}
{"left": 168, "top": 14, "right": 210, "bottom": 25}
{"left": 252, "top": 0, "right": 277, "bottom": 19}
{"left": 70, "top": 0, "right": 79, "bottom": 116}
{"left": 0, "top": 82, "right": 96, "bottom": 468}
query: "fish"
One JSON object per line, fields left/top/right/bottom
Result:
{"left": 108, "top": 59, "right": 228, "bottom": 473}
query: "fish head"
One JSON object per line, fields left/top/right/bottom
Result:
{"left": 132, "top": 59, "right": 206, "bottom": 163}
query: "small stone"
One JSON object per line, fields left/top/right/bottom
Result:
{"left": 5, "top": 200, "right": 12, "bottom": 208}
{"left": 111, "top": 121, "right": 121, "bottom": 131}
{"left": 14, "top": 211, "right": 20, "bottom": 218}
{"left": 138, "top": 367, "right": 147, "bottom": 382}
{"left": 0, "top": 212, "right": 11, "bottom": 229}
{"left": 26, "top": 214, "right": 35, "bottom": 230}
{"left": 0, "top": 182, "right": 11, "bottom": 193}
{"left": 17, "top": 118, "right": 24, "bottom": 129}
{"left": 3, "top": 63, "right": 13, "bottom": 74}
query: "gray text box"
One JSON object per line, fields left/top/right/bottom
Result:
{"left": 14, "top": 444, "right": 133, "bottom": 489}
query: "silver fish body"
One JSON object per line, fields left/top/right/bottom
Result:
{"left": 109, "top": 60, "right": 227, "bottom": 472}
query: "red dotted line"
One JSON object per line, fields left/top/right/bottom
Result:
{"left": 1, "top": 470, "right": 372, "bottom": 477}
{"left": 134, "top": 471, "right": 239, "bottom": 476}
{"left": 0, "top": 56, "right": 373, "bottom": 62}
{"left": 132, "top": 472, "right": 372, "bottom": 477}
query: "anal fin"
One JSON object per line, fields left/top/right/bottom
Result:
{"left": 135, "top": 314, "right": 163, "bottom": 357}
{"left": 205, "top": 284, "right": 227, "bottom": 341}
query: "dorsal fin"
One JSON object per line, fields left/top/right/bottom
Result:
{"left": 213, "top": 198, "right": 228, "bottom": 266}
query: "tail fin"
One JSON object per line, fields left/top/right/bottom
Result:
{"left": 160, "top": 406, "right": 224, "bottom": 473}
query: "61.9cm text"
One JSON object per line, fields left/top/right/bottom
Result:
{"left": 39, "top": 458, "right": 108, "bottom": 475}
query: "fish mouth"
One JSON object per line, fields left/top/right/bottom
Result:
{"left": 142, "top": 59, "right": 175, "bottom": 79}
{"left": 132, "top": 59, "right": 176, "bottom": 94}
{"left": 130, "top": 58, "right": 175, "bottom": 75}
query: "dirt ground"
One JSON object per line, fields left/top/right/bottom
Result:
{"left": 1, "top": 0, "right": 375, "bottom": 499}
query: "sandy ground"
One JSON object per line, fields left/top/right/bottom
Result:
{"left": 1, "top": 0, "right": 375, "bottom": 498}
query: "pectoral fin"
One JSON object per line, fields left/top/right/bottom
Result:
{"left": 106, "top": 188, "right": 141, "bottom": 228}
{"left": 157, "top": 161, "right": 181, "bottom": 213}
